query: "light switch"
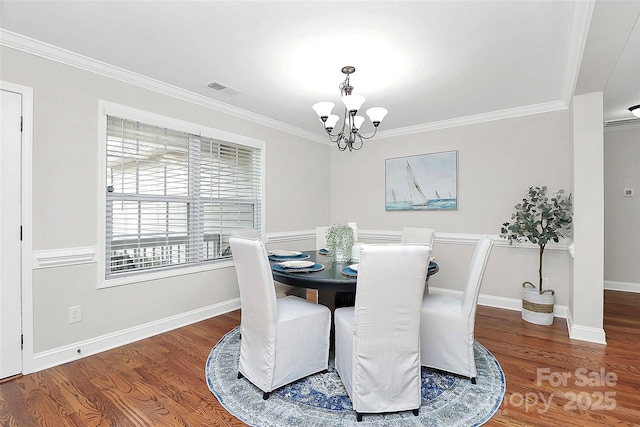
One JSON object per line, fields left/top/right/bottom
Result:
{"left": 624, "top": 189, "right": 633, "bottom": 197}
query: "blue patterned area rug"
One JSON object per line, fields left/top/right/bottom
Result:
{"left": 206, "top": 327, "right": 505, "bottom": 426}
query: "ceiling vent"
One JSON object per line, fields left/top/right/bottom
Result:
{"left": 207, "top": 81, "right": 241, "bottom": 95}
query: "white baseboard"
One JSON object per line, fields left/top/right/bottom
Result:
{"left": 604, "top": 280, "right": 640, "bottom": 293}
{"left": 429, "top": 287, "right": 569, "bottom": 318}
{"left": 30, "top": 298, "right": 241, "bottom": 373}
{"left": 570, "top": 326, "right": 607, "bottom": 344}
{"left": 566, "top": 309, "right": 607, "bottom": 344}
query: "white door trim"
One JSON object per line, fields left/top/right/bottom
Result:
{"left": 1, "top": 81, "right": 34, "bottom": 374}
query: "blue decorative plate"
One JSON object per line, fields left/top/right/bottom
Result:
{"left": 319, "top": 248, "right": 330, "bottom": 255}
{"left": 268, "top": 253, "right": 310, "bottom": 262}
{"left": 272, "top": 263, "right": 324, "bottom": 273}
{"left": 340, "top": 266, "right": 358, "bottom": 277}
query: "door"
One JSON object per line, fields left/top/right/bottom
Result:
{"left": 0, "top": 89, "right": 23, "bottom": 378}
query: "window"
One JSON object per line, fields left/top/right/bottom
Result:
{"left": 103, "top": 109, "right": 262, "bottom": 281}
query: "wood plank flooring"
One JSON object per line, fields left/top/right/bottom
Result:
{"left": 1, "top": 290, "right": 638, "bottom": 426}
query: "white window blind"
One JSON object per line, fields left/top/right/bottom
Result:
{"left": 105, "top": 116, "right": 261, "bottom": 278}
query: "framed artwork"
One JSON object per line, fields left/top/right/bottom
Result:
{"left": 385, "top": 150, "right": 458, "bottom": 211}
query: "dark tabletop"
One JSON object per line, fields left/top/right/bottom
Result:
{"left": 270, "top": 250, "right": 439, "bottom": 293}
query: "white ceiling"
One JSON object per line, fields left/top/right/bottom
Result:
{"left": 1, "top": 1, "right": 638, "bottom": 139}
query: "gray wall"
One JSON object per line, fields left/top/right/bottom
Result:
{"left": 605, "top": 124, "right": 640, "bottom": 289}
{"left": 329, "top": 110, "right": 574, "bottom": 303}
{"left": 3, "top": 43, "right": 583, "bottom": 367}
{"left": 1, "top": 47, "right": 331, "bottom": 356}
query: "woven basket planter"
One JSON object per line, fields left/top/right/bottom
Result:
{"left": 521, "top": 281, "right": 555, "bottom": 325}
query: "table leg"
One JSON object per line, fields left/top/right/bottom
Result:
{"left": 306, "top": 288, "right": 318, "bottom": 303}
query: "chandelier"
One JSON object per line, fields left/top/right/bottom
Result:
{"left": 312, "top": 66, "right": 388, "bottom": 151}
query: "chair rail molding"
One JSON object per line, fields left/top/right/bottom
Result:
{"left": 33, "top": 246, "right": 97, "bottom": 269}
{"left": 31, "top": 232, "right": 573, "bottom": 270}
{"left": 265, "top": 229, "right": 573, "bottom": 251}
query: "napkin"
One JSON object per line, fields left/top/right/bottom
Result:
{"left": 269, "top": 249, "right": 302, "bottom": 257}
{"left": 278, "top": 260, "right": 315, "bottom": 269}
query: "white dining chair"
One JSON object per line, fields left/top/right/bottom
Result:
{"left": 230, "top": 229, "right": 293, "bottom": 298}
{"left": 347, "top": 221, "right": 359, "bottom": 242}
{"left": 231, "top": 228, "right": 261, "bottom": 239}
{"left": 401, "top": 227, "right": 435, "bottom": 246}
{"left": 315, "top": 226, "right": 329, "bottom": 250}
{"left": 419, "top": 235, "right": 493, "bottom": 384}
{"left": 229, "top": 236, "right": 331, "bottom": 399}
{"left": 334, "top": 244, "right": 431, "bottom": 422}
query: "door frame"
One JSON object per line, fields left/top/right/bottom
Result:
{"left": 1, "top": 81, "right": 34, "bottom": 374}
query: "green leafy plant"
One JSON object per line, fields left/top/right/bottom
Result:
{"left": 326, "top": 223, "right": 355, "bottom": 263}
{"left": 500, "top": 186, "right": 573, "bottom": 293}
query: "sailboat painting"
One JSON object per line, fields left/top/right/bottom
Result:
{"left": 385, "top": 150, "right": 458, "bottom": 211}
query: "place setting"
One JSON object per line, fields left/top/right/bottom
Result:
{"left": 267, "top": 249, "right": 310, "bottom": 262}
{"left": 341, "top": 263, "right": 358, "bottom": 277}
{"left": 269, "top": 249, "right": 324, "bottom": 273}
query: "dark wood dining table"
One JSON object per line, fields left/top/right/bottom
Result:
{"left": 270, "top": 250, "right": 439, "bottom": 303}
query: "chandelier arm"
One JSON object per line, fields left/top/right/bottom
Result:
{"left": 351, "top": 134, "right": 364, "bottom": 151}
{"left": 336, "top": 135, "right": 349, "bottom": 151}
{"left": 355, "top": 126, "right": 380, "bottom": 141}
{"left": 325, "top": 132, "right": 343, "bottom": 143}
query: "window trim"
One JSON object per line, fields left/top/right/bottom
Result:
{"left": 97, "top": 101, "right": 265, "bottom": 289}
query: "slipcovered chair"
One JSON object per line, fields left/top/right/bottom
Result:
{"left": 401, "top": 226, "right": 435, "bottom": 246}
{"left": 315, "top": 226, "right": 329, "bottom": 250}
{"left": 420, "top": 235, "right": 493, "bottom": 384}
{"left": 230, "top": 229, "right": 293, "bottom": 298}
{"left": 334, "top": 244, "right": 431, "bottom": 422}
{"left": 231, "top": 228, "right": 260, "bottom": 239}
{"left": 229, "top": 237, "right": 331, "bottom": 399}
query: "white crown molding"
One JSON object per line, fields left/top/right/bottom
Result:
{"left": 375, "top": 100, "right": 568, "bottom": 139}
{"left": 29, "top": 298, "right": 240, "bottom": 373}
{"left": 0, "top": 29, "right": 326, "bottom": 144}
{"left": 2, "top": 27, "right": 584, "bottom": 144}
{"left": 561, "top": 0, "right": 596, "bottom": 106}
{"left": 604, "top": 118, "right": 640, "bottom": 131}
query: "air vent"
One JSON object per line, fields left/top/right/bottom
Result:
{"left": 207, "top": 81, "right": 241, "bottom": 95}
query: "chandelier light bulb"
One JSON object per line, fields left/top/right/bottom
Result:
{"left": 342, "top": 94, "right": 365, "bottom": 113}
{"left": 324, "top": 114, "right": 340, "bottom": 130}
{"left": 312, "top": 102, "right": 335, "bottom": 119}
{"left": 366, "top": 107, "right": 388, "bottom": 126}
{"left": 353, "top": 116, "right": 365, "bottom": 131}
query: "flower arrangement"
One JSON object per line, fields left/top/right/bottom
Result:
{"left": 326, "top": 223, "right": 355, "bottom": 263}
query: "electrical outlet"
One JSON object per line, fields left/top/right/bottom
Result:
{"left": 68, "top": 305, "right": 81, "bottom": 323}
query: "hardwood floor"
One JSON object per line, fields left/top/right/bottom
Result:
{"left": 1, "top": 290, "right": 638, "bottom": 426}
